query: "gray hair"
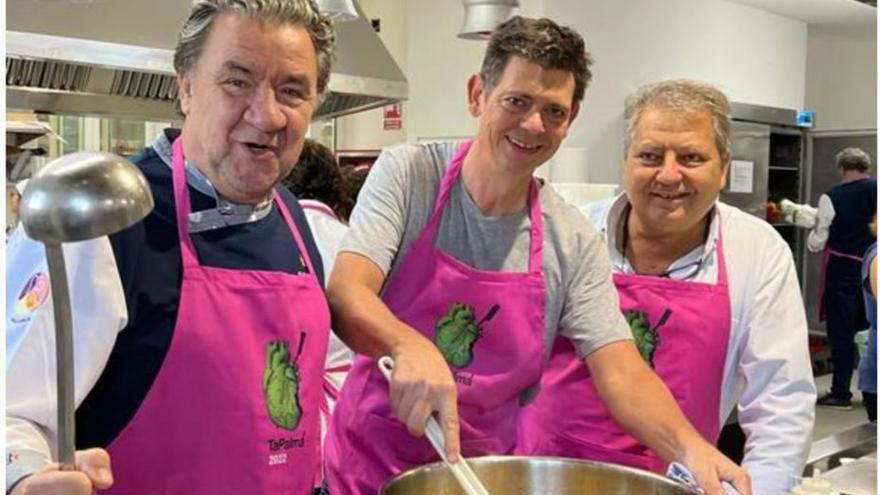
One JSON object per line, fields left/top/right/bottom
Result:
{"left": 835, "top": 147, "right": 872, "bottom": 172}
{"left": 480, "top": 16, "right": 593, "bottom": 104}
{"left": 174, "top": 0, "right": 335, "bottom": 97}
{"left": 624, "top": 79, "right": 731, "bottom": 157}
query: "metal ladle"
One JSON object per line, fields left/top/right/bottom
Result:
{"left": 19, "top": 151, "right": 154, "bottom": 468}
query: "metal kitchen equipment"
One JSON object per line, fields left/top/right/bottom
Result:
{"left": 19, "top": 151, "right": 154, "bottom": 467}
{"left": 7, "top": 0, "right": 407, "bottom": 121}
{"left": 380, "top": 456, "right": 697, "bottom": 495}
{"left": 458, "top": 0, "right": 520, "bottom": 40}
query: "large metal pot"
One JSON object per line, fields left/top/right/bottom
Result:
{"left": 380, "top": 456, "right": 695, "bottom": 495}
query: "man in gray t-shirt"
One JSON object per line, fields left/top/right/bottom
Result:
{"left": 324, "top": 16, "right": 750, "bottom": 495}
{"left": 344, "top": 140, "right": 627, "bottom": 358}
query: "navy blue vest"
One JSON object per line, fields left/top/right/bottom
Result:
{"left": 827, "top": 178, "right": 877, "bottom": 256}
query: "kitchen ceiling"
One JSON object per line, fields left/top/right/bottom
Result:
{"left": 725, "top": 0, "right": 876, "bottom": 26}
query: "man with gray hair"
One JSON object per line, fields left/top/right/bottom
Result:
{"left": 325, "top": 18, "right": 749, "bottom": 495}
{"left": 6, "top": 1, "right": 335, "bottom": 493}
{"left": 808, "top": 147, "right": 877, "bottom": 409}
{"left": 520, "top": 79, "right": 816, "bottom": 494}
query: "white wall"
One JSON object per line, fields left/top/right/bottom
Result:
{"left": 403, "top": 0, "right": 546, "bottom": 142}
{"left": 805, "top": 24, "right": 877, "bottom": 131}
{"left": 401, "top": 0, "right": 808, "bottom": 183}
{"left": 545, "top": 0, "right": 808, "bottom": 183}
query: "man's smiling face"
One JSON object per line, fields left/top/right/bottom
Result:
{"left": 623, "top": 105, "right": 730, "bottom": 235}
{"left": 177, "top": 14, "right": 319, "bottom": 204}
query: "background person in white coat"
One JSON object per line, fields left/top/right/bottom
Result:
{"left": 283, "top": 139, "right": 362, "bottom": 426}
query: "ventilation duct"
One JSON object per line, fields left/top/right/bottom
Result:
{"left": 7, "top": 0, "right": 407, "bottom": 121}
{"left": 458, "top": 0, "right": 520, "bottom": 40}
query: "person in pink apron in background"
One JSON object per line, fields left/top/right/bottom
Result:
{"left": 283, "top": 138, "right": 374, "bottom": 488}
{"left": 518, "top": 79, "right": 816, "bottom": 495}
{"left": 807, "top": 148, "right": 877, "bottom": 410}
{"left": 283, "top": 139, "right": 357, "bottom": 424}
{"left": 6, "top": 2, "right": 335, "bottom": 494}
{"left": 324, "top": 18, "right": 750, "bottom": 495}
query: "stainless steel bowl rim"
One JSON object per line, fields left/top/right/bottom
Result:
{"left": 380, "top": 455, "right": 695, "bottom": 494}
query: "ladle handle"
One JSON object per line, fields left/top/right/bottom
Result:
{"left": 45, "top": 244, "right": 75, "bottom": 470}
{"left": 377, "top": 356, "right": 490, "bottom": 495}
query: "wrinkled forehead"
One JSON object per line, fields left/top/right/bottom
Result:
{"left": 629, "top": 105, "right": 717, "bottom": 144}
{"left": 198, "top": 14, "right": 314, "bottom": 66}
{"left": 636, "top": 104, "right": 712, "bottom": 129}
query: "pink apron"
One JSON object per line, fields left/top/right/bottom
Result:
{"left": 518, "top": 225, "right": 731, "bottom": 473}
{"left": 103, "top": 138, "right": 330, "bottom": 494}
{"left": 324, "top": 140, "right": 547, "bottom": 494}
{"left": 300, "top": 198, "right": 352, "bottom": 487}
{"left": 299, "top": 199, "right": 350, "bottom": 422}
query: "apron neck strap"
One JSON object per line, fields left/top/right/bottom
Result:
{"left": 171, "top": 137, "right": 199, "bottom": 268}
{"left": 421, "top": 139, "right": 543, "bottom": 273}
{"left": 714, "top": 218, "right": 728, "bottom": 286}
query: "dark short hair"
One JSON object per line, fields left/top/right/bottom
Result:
{"left": 480, "top": 16, "right": 592, "bottom": 104}
{"left": 283, "top": 139, "right": 343, "bottom": 209}
{"left": 174, "top": 0, "right": 335, "bottom": 98}
{"left": 336, "top": 167, "right": 370, "bottom": 222}
{"left": 835, "top": 147, "right": 872, "bottom": 172}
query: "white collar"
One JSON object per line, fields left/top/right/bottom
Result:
{"left": 152, "top": 131, "right": 274, "bottom": 233}
{"left": 602, "top": 193, "right": 720, "bottom": 279}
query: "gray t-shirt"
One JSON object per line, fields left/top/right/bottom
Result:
{"left": 342, "top": 141, "right": 631, "bottom": 358}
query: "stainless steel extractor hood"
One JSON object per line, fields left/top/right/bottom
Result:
{"left": 6, "top": 0, "right": 407, "bottom": 121}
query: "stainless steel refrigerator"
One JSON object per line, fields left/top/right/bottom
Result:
{"left": 721, "top": 103, "right": 809, "bottom": 299}
{"left": 721, "top": 103, "right": 878, "bottom": 331}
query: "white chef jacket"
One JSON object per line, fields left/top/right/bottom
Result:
{"left": 807, "top": 194, "right": 835, "bottom": 253}
{"left": 584, "top": 194, "right": 816, "bottom": 495}
{"left": 6, "top": 228, "right": 127, "bottom": 489}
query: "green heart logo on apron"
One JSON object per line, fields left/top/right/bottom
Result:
{"left": 626, "top": 308, "right": 671, "bottom": 368}
{"left": 263, "top": 333, "right": 306, "bottom": 430}
{"left": 434, "top": 303, "right": 501, "bottom": 368}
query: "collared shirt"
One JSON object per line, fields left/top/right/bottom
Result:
{"left": 599, "top": 195, "right": 720, "bottom": 282}
{"left": 583, "top": 194, "right": 817, "bottom": 495}
{"left": 150, "top": 130, "right": 274, "bottom": 233}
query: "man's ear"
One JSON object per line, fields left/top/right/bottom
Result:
{"left": 568, "top": 101, "right": 581, "bottom": 124}
{"left": 466, "top": 74, "right": 484, "bottom": 117}
{"left": 177, "top": 72, "right": 193, "bottom": 117}
{"left": 719, "top": 152, "right": 732, "bottom": 190}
